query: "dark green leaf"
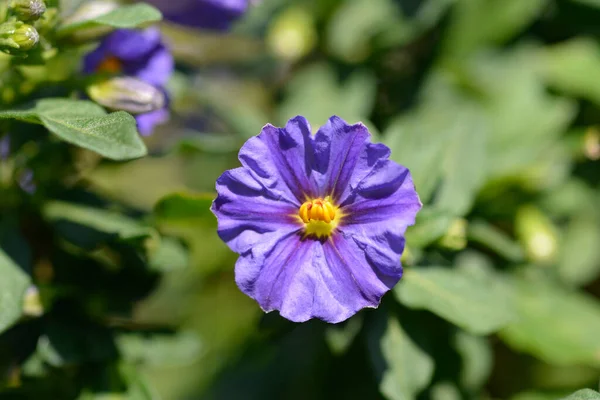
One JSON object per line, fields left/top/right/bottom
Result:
{"left": 154, "top": 192, "right": 215, "bottom": 228}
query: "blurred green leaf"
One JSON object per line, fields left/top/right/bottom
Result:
{"left": 325, "top": 315, "right": 363, "bottom": 355}
{"left": 0, "top": 99, "right": 147, "bottom": 160}
{"left": 154, "top": 192, "right": 214, "bottom": 229}
{"left": 500, "top": 277, "right": 600, "bottom": 367}
{"left": 539, "top": 38, "right": 600, "bottom": 107}
{"left": 430, "top": 382, "right": 462, "bottom": 400}
{"left": 561, "top": 389, "right": 600, "bottom": 400}
{"left": 277, "top": 63, "right": 377, "bottom": 132}
{"left": 467, "top": 220, "right": 524, "bottom": 262}
{"left": 396, "top": 267, "right": 514, "bottom": 334}
{"left": 326, "top": 0, "right": 399, "bottom": 62}
{"left": 405, "top": 207, "right": 453, "bottom": 248}
{"left": 148, "top": 237, "right": 189, "bottom": 273}
{"left": 0, "top": 248, "right": 31, "bottom": 334}
{"left": 44, "top": 201, "right": 157, "bottom": 243}
{"left": 56, "top": 4, "right": 162, "bottom": 36}
{"left": 443, "top": 0, "right": 549, "bottom": 57}
{"left": 367, "top": 315, "right": 434, "bottom": 400}
{"left": 557, "top": 216, "right": 600, "bottom": 286}
{"left": 117, "top": 331, "right": 202, "bottom": 367}
{"left": 453, "top": 331, "right": 492, "bottom": 390}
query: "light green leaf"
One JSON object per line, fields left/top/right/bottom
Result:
{"left": 396, "top": 267, "right": 514, "bottom": 334}
{"left": 557, "top": 216, "right": 600, "bottom": 286}
{"left": 0, "top": 248, "right": 31, "bottom": 334}
{"left": 539, "top": 38, "right": 600, "bottom": 107}
{"left": 149, "top": 237, "right": 189, "bottom": 272}
{"left": 453, "top": 331, "right": 492, "bottom": 390}
{"left": 0, "top": 99, "right": 147, "bottom": 160}
{"left": 467, "top": 220, "right": 524, "bottom": 262}
{"left": 57, "top": 4, "right": 162, "bottom": 36}
{"left": 561, "top": 390, "right": 600, "bottom": 400}
{"left": 500, "top": 277, "right": 600, "bottom": 367}
{"left": 325, "top": 315, "right": 363, "bottom": 355}
{"left": 43, "top": 201, "right": 156, "bottom": 242}
{"left": 367, "top": 315, "right": 434, "bottom": 400}
{"left": 405, "top": 207, "right": 453, "bottom": 248}
{"left": 117, "top": 331, "right": 202, "bottom": 367}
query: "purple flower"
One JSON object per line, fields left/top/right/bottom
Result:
{"left": 143, "top": 0, "right": 249, "bottom": 30}
{"left": 212, "top": 116, "right": 422, "bottom": 323}
{"left": 83, "top": 28, "right": 174, "bottom": 136}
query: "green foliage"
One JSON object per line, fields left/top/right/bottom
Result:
{"left": 1, "top": 0, "right": 600, "bottom": 399}
{"left": 0, "top": 248, "right": 31, "bottom": 334}
{"left": 396, "top": 267, "right": 514, "bottom": 334}
{"left": 0, "top": 99, "right": 147, "bottom": 160}
{"left": 56, "top": 4, "right": 162, "bottom": 36}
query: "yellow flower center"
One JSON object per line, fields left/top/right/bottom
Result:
{"left": 298, "top": 197, "right": 340, "bottom": 238}
{"left": 97, "top": 56, "right": 122, "bottom": 73}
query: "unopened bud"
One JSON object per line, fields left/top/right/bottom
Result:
{"left": 515, "top": 205, "right": 558, "bottom": 265}
{"left": 59, "top": 1, "right": 119, "bottom": 42}
{"left": 0, "top": 21, "right": 39, "bottom": 54}
{"left": 87, "top": 77, "right": 165, "bottom": 115}
{"left": 267, "top": 7, "right": 317, "bottom": 62}
{"left": 10, "top": 0, "right": 47, "bottom": 21}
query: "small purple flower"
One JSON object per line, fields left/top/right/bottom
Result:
{"left": 83, "top": 28, "right": 174, "bottom": 136}
{"left": 143, "top": 0, "right": 250, "bottom": 30}
{"left": 212, "top": 116, "right": 422, "bottom": 323}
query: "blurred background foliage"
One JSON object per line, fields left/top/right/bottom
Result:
{"left": 2, "top": 0, "right": 600, "bottom": 399}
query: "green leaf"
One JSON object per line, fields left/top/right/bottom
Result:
{"left": 384, "top": 72, "right": 488, "bottom": 209}
{"left": 467, "top": 220, "right": 525, "bottom": 262}
{"left": 43, "top": 201, "right": 157, "bottom": 243}
{"left": 0, "top": 99, "right": 147, "bottom": 160}
{"left": 0, "top": 248, "right": 31, "bottom": 334}
{"left": 40, "top": 111, "right": 146, "bottom": 161}
{"left": 396, "top": 267, "right": 514, "bottom": 334}
{"left": 117, "top": 331, "right": 202, "bottom": 367}
{"left": 56, "top": 4, "right": 162, "bottom": 36}
{"left": 148, "top": 237, "right": 189, "bottom": 272}
{"left": 405, "top": 207, "right": 453, "bottom": 249}
{"left": 325, "top": 315, "right": 363, "bottom": 355}
{"left": 154, "top": 192, "right": 215, "bottom": 229}
{"left": 453, "top": 331, "right": 492, "bottom": 390}
{"left": 500, "top": 277, "right": 600, "bottom": 367}
{"left": 561, "top": 390, "right": 600, "bottom": 400}
{"left": 557, "top": 216, "right": 600, "bottom": 286}
{"left": 443, "top": 0, "right": 549, "bottom": 57}
{"left": 367, "top": 315, "right": 434, "bottom": 400}
{"left": 277, "top": 63, "right": 378, "bottom": 133}
{"left": 539, "top": 38, "right": 600, "bottom": 107}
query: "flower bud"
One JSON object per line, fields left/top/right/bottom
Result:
{"left": 59, "top": 0, "right": 119, "bottom": 42}
{"left": 86, "top": 77, "right": 166, "bottom": 115}
{"left": 0, "top": 21, "right": 39, "bottom": 54}
{"left": 267, "top": 7, "right": 317, "bottom": 62}
{"left": 9, "top": 0, "right": 47, "bottom": 21}
{"left": 515, "top": 205, "right": 559, "bottom": 265}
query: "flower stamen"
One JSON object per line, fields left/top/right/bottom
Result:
{"left": 298, "top": 197, "right": 339, "bottom": 238}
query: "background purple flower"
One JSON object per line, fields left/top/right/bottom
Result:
{"left": 83, "top": 28, "right": 174, "bottom": 136}
{"left": 212, "top": 116, "right": 422, "bottom": 323}
{"left": 143, "top": 0, "right": 249, "bottom": 30}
